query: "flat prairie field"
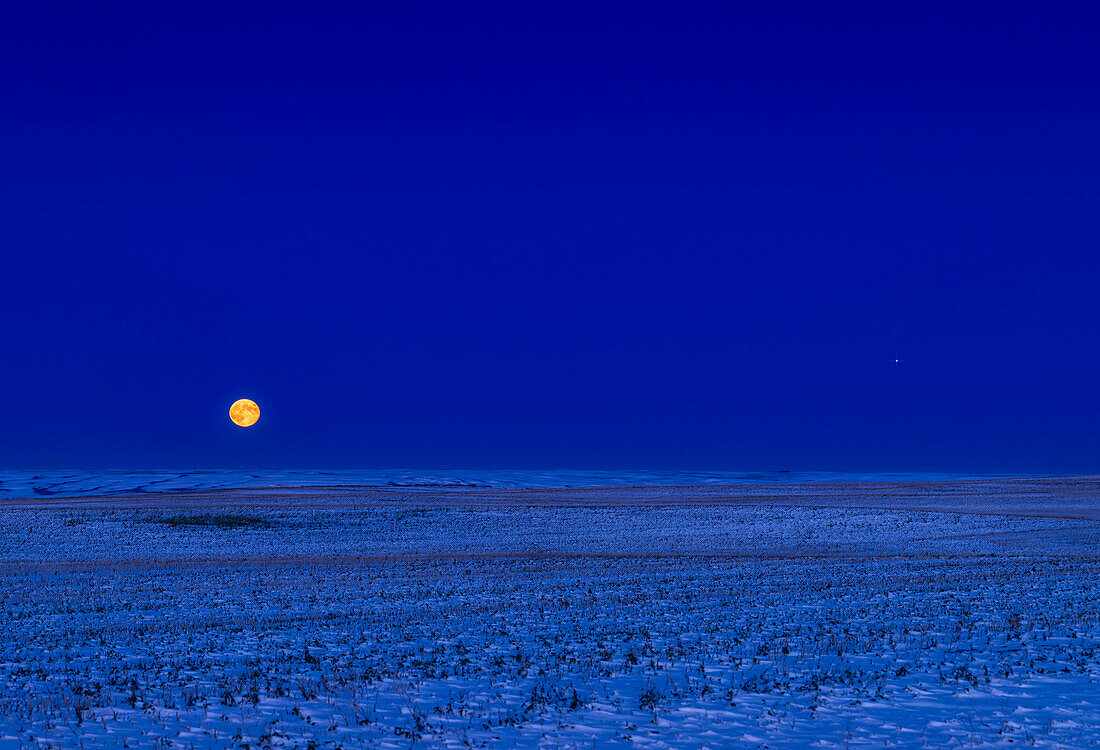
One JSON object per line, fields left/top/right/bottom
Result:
{"left": 1, "top": 478, "right": 1099, "bottom": 748}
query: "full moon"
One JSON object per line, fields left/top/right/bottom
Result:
{"left": 229, "top": 398, "right": 260, "bottom": 427}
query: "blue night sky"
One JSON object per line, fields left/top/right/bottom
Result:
{"left": 1, "top": 3, "right": 1098, "bottom": 472}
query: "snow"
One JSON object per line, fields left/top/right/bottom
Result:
{"left": 0, "top": 479, "right": 1097, "bottom": 748}
{"left": 0, "top": 469, "right": 1006, "bottom": 499}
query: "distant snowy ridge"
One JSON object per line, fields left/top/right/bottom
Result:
{"left": 0, "top": 468, "right": 1001, "bottom": 498}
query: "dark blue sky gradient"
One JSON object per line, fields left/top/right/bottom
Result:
{"left": 2, "top": 2, "right": 1098, "bottom": 471}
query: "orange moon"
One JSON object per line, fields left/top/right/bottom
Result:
{"left": 229, "top": 398, "right": 260, "bottom": 427}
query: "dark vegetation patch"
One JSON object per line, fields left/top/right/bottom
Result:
{"left": 158, "top": 513, "right": 275, "bottom": 529}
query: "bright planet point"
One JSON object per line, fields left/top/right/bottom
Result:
{"left": 229, "top": 398, "right": 260, "bottom": 427}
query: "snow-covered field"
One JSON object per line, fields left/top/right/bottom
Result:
{"left": 1, "top": 478, "right": 1098, "bottom": 748}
